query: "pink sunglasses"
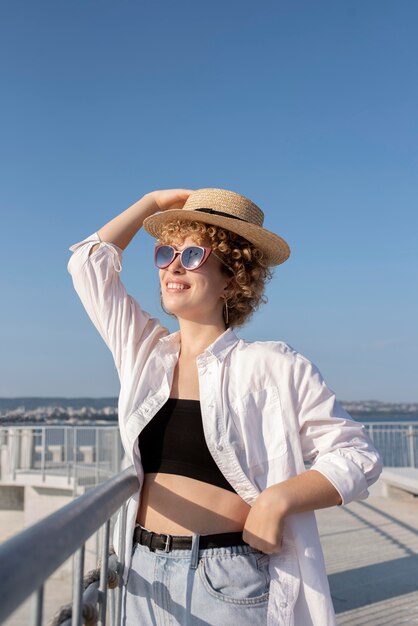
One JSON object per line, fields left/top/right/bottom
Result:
{"left": 154, "top": 244, "right": 233, "bottom": 272}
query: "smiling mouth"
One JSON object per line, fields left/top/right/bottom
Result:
{"left": 166, "top": 282, "right": 190, "bottom": 291}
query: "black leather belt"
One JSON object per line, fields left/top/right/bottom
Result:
{"left": 133, "top": 526, "right": 248, "bottom": 553}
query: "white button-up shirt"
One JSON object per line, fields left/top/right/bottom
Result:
{"left": 68, "top": 232, "right": 383, "bottom": 626}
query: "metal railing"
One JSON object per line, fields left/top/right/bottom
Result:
{"left": 1, "top": 423, "right": 416, "bottom": 489}
{"left": 0, "top": 426, "right": 123, "bottom": 493}
{"left": 0, "top": 420, "right": 416, "bottom": 625}
{"left": 363, "top": 422, "right": 418, "bottom": 468}
{"left": 0, "top": 466, "right": 138, "bottom": 626}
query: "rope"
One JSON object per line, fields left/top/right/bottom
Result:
{"left": 49, "top": 548, "right": 120, "bottom": 626}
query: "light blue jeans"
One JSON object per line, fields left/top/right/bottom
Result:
{"left": 123, "top": 526, "right": 271, "bottom": 625}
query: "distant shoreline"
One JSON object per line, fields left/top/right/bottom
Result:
{"left": 0, "top": 398, "right": 417, "bottom": 409}
{"left": 0, "top": 396, "right": 417, "bottom": 427}
{"left": 1, "top": 398, "right": 417, "bottom": 427}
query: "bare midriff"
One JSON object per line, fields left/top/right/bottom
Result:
{"left": 136, "top": 472, "right": 251, "bottom": 535}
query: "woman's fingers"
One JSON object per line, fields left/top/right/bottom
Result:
{"left": 150, "top": 189, "right": 194, "bottom": 212}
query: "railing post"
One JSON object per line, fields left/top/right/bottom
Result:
{"left": 113, "top": 428, "right": 120, "bottom": 474}
{"left": 30, "top": 585, "right": 44, "bottom": 626}
{"left": 109, "top": 588, "right": 115, "bottom": 626}
{"left": 98, "top": 519, "right": 110, "bottom": 626}
{"left": 68, "top": 427, "right": 73, "bottom": 485}
{"left": 408, "top": 425, "right": 416, "bottom": 468}
{"left": 41, "top": 427, "right": 46, "bottom": 482}
{"left": 95, "top": 428, "right": 100, "bottom": 484}
{"left": 64, "top": 427, "right": 70, "bottom": 484}
{"left": 10, "top": 428, "right": 18, "bottom": 481}
{"left": 115, "top": 504, "right": 128, "bottom": 626}
{"left": 72, "top": 544, "right": 85, "bottom": 626}
{"left": 73, "top": 427, "right": 78, "bottom": 495}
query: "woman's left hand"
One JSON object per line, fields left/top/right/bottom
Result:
{"left": 243, "top": 470, "right": 344, "bottom": 554}
{"left": 242, "top": 485, "right": 288, "bottom": 554}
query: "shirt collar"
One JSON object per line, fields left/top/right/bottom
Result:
{"left": 205, "top": 328, "right": 239, "bottom": 362}
{"left": 158, "top": 330, "right": 181, "bottom": 346}
{"left": 158, "top": 328, "right": 239, "bottom": 362}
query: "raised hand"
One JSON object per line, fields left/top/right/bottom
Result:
{"left": 148, "top": 189, "right": 194, "bottom": 212}
{"left": 94, "top": 189, "right": 194, "bottom": 252}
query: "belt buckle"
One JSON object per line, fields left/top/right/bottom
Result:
{"left": 145, "top": 530, "right": 154, "bottom": 551}
{"left": 161, "top": 533, "right": 172, "bottom": 552}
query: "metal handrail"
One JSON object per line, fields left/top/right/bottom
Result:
{"left": 0, "top": 465, "right": 139, "bottom": 625}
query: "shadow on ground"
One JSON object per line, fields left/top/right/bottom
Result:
{"left": 328, "top": 500, "right": 418, "bottom": 613}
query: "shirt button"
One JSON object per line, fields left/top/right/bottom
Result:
{"left": 279, "top": 601, "right": 287, "bottom": 608}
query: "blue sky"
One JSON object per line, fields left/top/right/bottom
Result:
{"left": 0, "top": 0, "right": 417, "bottom": 402}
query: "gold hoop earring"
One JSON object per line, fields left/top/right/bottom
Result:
{"left": 223, "top": 299, "right": 229, "bottom": 326}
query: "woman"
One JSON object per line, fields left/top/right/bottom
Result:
{"left": 68, "top": 187, "right": 382, "bottom": 626}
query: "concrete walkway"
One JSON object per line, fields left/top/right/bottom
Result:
{"left": 317, "top": 483, "right": 418, "bottom": 625}
{"left": 3, "top": 483, "right": 418, "bottom": 625}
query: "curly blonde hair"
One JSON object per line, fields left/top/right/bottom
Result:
{"left": 158, "top": 219, "right": 273, "bottom": 328}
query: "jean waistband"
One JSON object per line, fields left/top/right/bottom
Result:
{"left": 133, "top": 525, "right": 249, "bottom": 553}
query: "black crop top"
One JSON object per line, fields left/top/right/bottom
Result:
{"left": 137, "top": 398, "right": 237, "bottom": 494}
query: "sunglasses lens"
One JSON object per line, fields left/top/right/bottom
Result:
{"left": 155, "top": 246, "right": 175, "bottom": 268}
{"left": 181, "top": 247, "right": 205, "bottom": 269}
{"left": 155, "top": 245, "right": 207, "bottom": 270}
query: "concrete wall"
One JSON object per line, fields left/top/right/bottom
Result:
{"left": 24, "top": 485, "right": 74, "bottom": 527}
{"left": 0, "top": 484, "right": 100, "bottom": 579}
{"left": 0, "top": 485, "right": 25, "bottom": 542}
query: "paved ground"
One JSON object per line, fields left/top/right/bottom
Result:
{"left": 4, "top": 576, "right": 73, "bottom": 626}
{"left": 317, "top": 482, "right": 418, "bottom": 625}
{"left": 3, "top": 482, "right": 418, "bottom": 625}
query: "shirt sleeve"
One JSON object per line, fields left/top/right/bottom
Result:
{"left": 293, "top": 354, "right": 383, "bottom": 506}
{"left": 67, "top": 232, "right": 167, "bottom": 378}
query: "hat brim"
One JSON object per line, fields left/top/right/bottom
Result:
{"left": 142, "top": 209, "right": 290, "bottom": 266}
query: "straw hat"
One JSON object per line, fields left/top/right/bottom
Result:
{"left": 142, "top": 188, "right": 290, "bottom": 266}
